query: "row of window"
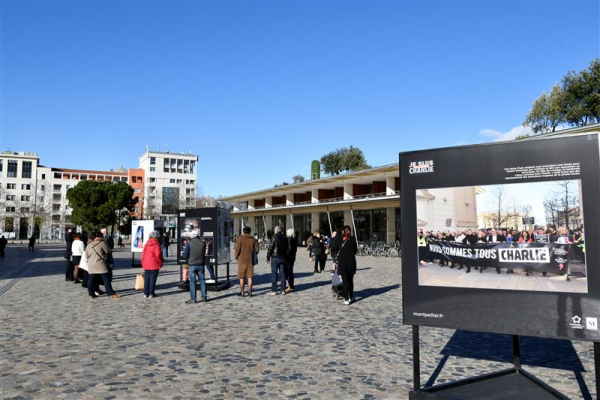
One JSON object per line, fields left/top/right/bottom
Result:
{"left": 5, "top": 207, "right": 30, "bottom": 213}
{"left": 0, "top": 160, "right": 33, "bottom": 178}
{"left": 5, "top": 195, "right": 32, "bottom": 201}
{"left": 0, "top": 183, "right": 32, "bottom": 190}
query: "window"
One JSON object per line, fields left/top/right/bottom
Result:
{"left": 40, "top": 196, "right": 44, "bottom": 204}
{"left": 113, "top": 176, "right": 120, "bottom": 182}
{"left": 22, "top": 161, "right": 32, "bottom": 178}
{"left": 150, "top": 167, "right": 155, "bottom": 172}
{"left": 190, "top": 161, "right": 196, "bottom": 174}
{"left": 134, "top": 188, "right": 140, "bottom": 193}
{"left": 150, "top": 177, "right": 156, "bottom": 183}
{"left": 53, "top": 194, "right": 62, "bottom": 201}
{"left": 177, "top": 179, "right": 182, "bottom": 184}
{"left": 80, "top": 175, "right": 87, "bottom": 180}
{"left": 150, "top": 157, "right": 156, "bottom": 165}
{"left": 54, "top": 172, "right": 62, "bottom": 179}
{"left": 149, "top": 186, "right": 156, "bottom": 193}
{"left": 53, "top": 204, "right": 61, "bottom": 211}
{"left": 164, "top": 158, "right": 170, "bottom": 173}
{"left": 0, "top": 159, "right": 2, "bottom": 172}
{"left": 6, "top": 207, "right": 15, "bottom": 212}
{"left": 21, "top": 207, "right": 30, "bottom": 213}
{"left": 41, "top": 185, "right": 45, "bottom": 191}
{"left": 7, "top": 183, "right": 16, "bottom": 190}
{"left": 170, "top": 179, "right": 175, "bottom": 184}
{"left": 184, "top": 160, "right": 190, "bottom": 173}
{"left": 7, "top": 160, "right": 17, "bottom": 178}
{"left": 21, "top": 196, "right": 31, "bottom": 202}
{"left": 52, "top": 215, "right": 60, "bottom": 222}
{"left": 53, "top": 184, "right": 62, "bottom": 192}
{"left": 41, "top": 173, "right": 46, "bottom": 179}
{"left": 6, "top": 195, "right": 15, "bottom": 201}
{"left": 21, "top": 184, "right": 31, "bottom": 190}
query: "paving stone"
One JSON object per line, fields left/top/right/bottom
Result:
{"left": 0, "top": 243, "right": 596, "bottom": 399}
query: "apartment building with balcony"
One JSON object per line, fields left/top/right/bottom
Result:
{"left": 138, "top": 150, "right": 198, "bottom": 231}
{"left": 0, "top": 151, "right": 40, "bottom": 239}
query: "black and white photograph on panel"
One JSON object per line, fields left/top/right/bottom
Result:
{"left": 416, "top": 179, "right": 587, "bottom": 293}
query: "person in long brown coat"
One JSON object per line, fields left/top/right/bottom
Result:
{"left": 234, "top": 226, "right": 259, "bottom": 297}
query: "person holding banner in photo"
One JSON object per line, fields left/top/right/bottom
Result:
{"left": 486, "top": 229, "right": 508, "bottom": 274}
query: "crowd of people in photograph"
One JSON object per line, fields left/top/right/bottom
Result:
{"left": 418, "top": 225, "right": 585, "bottom": 276}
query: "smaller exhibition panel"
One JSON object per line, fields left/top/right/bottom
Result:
{"left": 176, "top": 207, "right": 231, "bottom": 267}
{"left": 400, "top": 134, "right": 600, "bottom": 342}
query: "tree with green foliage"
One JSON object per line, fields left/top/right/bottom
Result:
{"left": 67, "top": 180, "right": 138, "bottom": 232}
{"left": 524, "top": 58, "right": 600, "bottom": 133}
{"left": 320, "top": 146, "right": 370, "bottom": 175}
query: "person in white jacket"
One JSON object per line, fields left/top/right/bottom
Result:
{"left": 71, "top": 234, "right": 85, "bottom": 284}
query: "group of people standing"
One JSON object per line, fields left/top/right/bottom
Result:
{"left": 65, "top": 228, "right": 120, "bottom": 299}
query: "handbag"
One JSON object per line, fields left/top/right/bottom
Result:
{"left": 135, "top": 274, "right": 144, "bottom": 291}
{"left": 252, "top": 239, "right": 259, "bottom": 265}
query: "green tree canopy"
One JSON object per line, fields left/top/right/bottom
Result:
{"left": 524, "top": 58, "right": 600, "bottom": 133}
{"left": 67, "top": 181, "right": 138, "bottom": 231}
{"left": 320, "top": 146, "right": 371, "bottom": 175}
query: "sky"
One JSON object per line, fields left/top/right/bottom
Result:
{"left": 2, "top": 0, "right": 599, "bottom": 197}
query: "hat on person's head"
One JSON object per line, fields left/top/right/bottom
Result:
{"left": 149, "top": 230, "right": 160, "bottom": 239}
{"left": 190, "top": 230, "right": 199, "bottom": 238}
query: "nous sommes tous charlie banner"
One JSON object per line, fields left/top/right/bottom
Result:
{"left": 427, "top": 239, "right": 571, "bottom": 273}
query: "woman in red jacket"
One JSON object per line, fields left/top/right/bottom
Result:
{"left": 141, "top": 231, "right": 164, "bottom": 298}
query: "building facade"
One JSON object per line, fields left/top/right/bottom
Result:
{"left": 0, "top": 148, "right": 199, "bottom": 240}
{"left": 138, "top": 150, "right": 198, "bottom": 233}
{"left": 222, "top": 164, "right": 402, "bottom": 245}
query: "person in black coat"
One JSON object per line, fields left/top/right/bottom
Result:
{"left": 285, "top": 228, "right": 298, "bottom": 293}
{"left": 0, "top": 235, "right": 7, "bottom": 257}
{"left": 329, "top": 229, "right": 343, "bottom": 266}
{"left": 65, "top": 229, "right": 74, "bottom": 281}
{"left": 309, "top": 232, "right": 326, "bottom": 273}
{"left": 337, "top": 225, "right": 358, "bottom": 305}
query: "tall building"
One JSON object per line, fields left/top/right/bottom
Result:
{"left": 138, "top": 150, "right": 198, "bottom": 233}
{"left": 0, "top": 151, "right": 40, "bottom": 239}
{"left": 0, "top": 147, "right": 200, "bottom": 240}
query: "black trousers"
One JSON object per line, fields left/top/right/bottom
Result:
{"left": 340, "top": 270, "right": 355, "bottom": 301}
{"left": 65, "top": 259, "right": 74, "bottom": 280}
{"left": 314, "top": 257, "right": 326, "bottom": 272}
{"left": 285, "top": 262, "right": 295, "bottom": 289}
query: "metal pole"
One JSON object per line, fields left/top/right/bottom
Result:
{"left": 290, "top": 211, "right": 295, "bottom": 230}
{"left": 349, "top": 205, "right": 358, "bottom": 246}
{"left": 594, "top": 341, "right": 599, "bottom": 398}
{"left": 412, "top": 325, "right": 421, "bottom": 393}
{"left": 513, "top": 335, "right": 521, "bottom": 370}
{"left": 262, "top": 213, "right": 267, "bottom": 239}
{"left": 326, "top": 206, "right": 332, "bottom": 236}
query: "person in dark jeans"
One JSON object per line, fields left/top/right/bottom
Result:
{"left": 284, "top": 228, "right": 298, "bottom": 293}
{"left": 0, "top": 235, "right": 7, "bottom": 257}
{"left": 182, "top": 230, "right": 208, "bottom": 303}
{"left": 267, "top": 226, "right": 288, "bottom": 295}
{"left": 337, "top": 225, "right": 358, "bottom": 305}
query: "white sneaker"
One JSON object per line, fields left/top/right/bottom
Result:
{"left": 205, "top": 279, "right": 215, "bottom": 284}
{"left": 344, "top": 299, "right": 350, "bottom": 305}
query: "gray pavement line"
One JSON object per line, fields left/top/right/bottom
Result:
{"left": 0, "top": 259, "right": 38, "bottom": 297}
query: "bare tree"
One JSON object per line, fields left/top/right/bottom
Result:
{"left": 555, "top": 181, "right": 579, "bottom": 230}
{"left": 488, "top": 186, "right": 514, "bottom": 228}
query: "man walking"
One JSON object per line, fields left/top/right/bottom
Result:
{"left": 28, "top": 235, "right": 36, "bottom": 252}
{"left": 0, "top": 235, "right": 7, "bottom": 257}
{"left": 182, "top": 230, "right": 208, "bottom": 303}
{"left": 266, "top": 225, "right": 288, "bottom": 295}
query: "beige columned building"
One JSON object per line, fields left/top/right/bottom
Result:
{"left": 222, "top": 164, "right": 401, "bottom": 245}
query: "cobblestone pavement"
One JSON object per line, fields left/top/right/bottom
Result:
{"left": 0, "top": 243, "right": 596, "bottom": 399}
